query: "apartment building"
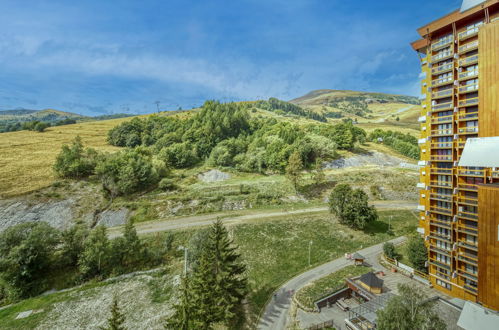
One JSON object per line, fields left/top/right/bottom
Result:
{"left": 411, "top": 0, "right": 499, "bottom": 311}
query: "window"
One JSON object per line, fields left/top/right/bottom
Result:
{"left": 436, "top": 279, "right": 451, "bottom": 290}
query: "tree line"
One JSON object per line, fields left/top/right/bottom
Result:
{"left": 368, "top": 129, "right": 419, "bottom": 160}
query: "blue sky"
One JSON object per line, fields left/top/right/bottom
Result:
{"left": 0, "top": 0, "right": 462, "bottom": 116}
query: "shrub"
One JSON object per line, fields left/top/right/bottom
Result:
{"left": 158, "top": 178, "right": 177, "bottom": 191}
{"left": 383, "top": 242, "right": 397, "bottom": 259}
{"left": 0, "top": 222, "right": 60, "bottom": 298}
{"left": 407, "top": 235, "right": 428, "bottom": 273}
{"left": 329, "top": 184, "right": 378, "bottom": 229}
{"left": 53, "top": 136, "right": 100, "bottom": 179}
{"left": 96, "top": 148, "right": 160, "bottom": 196}
{"left": 34, "top": 122, "right": 50, "bottom": 132}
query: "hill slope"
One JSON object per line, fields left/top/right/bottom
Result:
{"left": 290, "top": 90, "right": 421, "bottom": 131}
{"left": 0, "top": 108, "right": 87, "bottom": 122}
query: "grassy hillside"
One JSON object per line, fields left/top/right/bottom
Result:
{"left": 0, "top": 109, "right": 86, "bottom": 122}
{"left": 290, "top": 90, "right": 421, "bottom": 131}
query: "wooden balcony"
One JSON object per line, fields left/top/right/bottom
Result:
{"left": 463, "top": 284, "right": 478, "bottom": 295}
{"left": 430, "top": 155, "right": 453, "bottom": 162}
{"left": 428, "top": 233, "right": 452, "bottom": 243}
{"left": 458, "top": 83, "right": 479, "bottom": 94}
{"left": 430, "top": 205, "right": 453, "bottom": 216}
{"left": 458, "top": 97, "right": 479, "bottom": 107}
{"left": 456, "top": 140, "right": 467, "bottom": 149}
{"left": 458, "top": 70, "right": 478, "bottom": 81}
{"left": 430, "top": 167, "right": 453, "bottom": 174}
{"left": 430, "top": 193, "right": 453, "bottom": 202}
{"left": 431, "top": 77, "right": 454, "bottom": 88}
{"left": 493, "top": 170, "right": 499, "bottom": 179}
{"left": 431, "top": 128, "right": 453, "bottom": 137}
{"left": 457, "top": 111, "right": 478, "bottom": 121}
{"left": 456, "top": 196, "right": 478, "bottom": 206}
{"left": 458, "top": 126, "right": 479, "bottom": 134}
{"left": 431, "top": 114, "right": 453, "bottom": 124}
{"left": 432, "top": 37, "right": 454, "bottom": 51}
{"left": 458, "top": 210, "right": 478, "bottom": 221}
{"left": 432, "top": 101, "right": 454, "bottom": 111}
{"left": 458, "top": 26, "right": 480, "bottom": 41}
{"left": 457, "top": 240, "right": 478, "bottom": 252}
{"left": 431, "top": 51, "right": 454, "bottom": 64}
{"left": 430, "top": 245, "right": 452, "bottom": 255}
{"left": 431, "top": 63, "right": 453, "bottom": 75}
{"left": 459, "top": 54, "right": 479, "bottom": 67}
{"left": 430, "top": 142, "right": 453, "bottom": 149}
{"left": 458, "top": 40, "right": 479, "bottom": 54}
{"left": 430, "top": 180, "right": 453, "bottom": 188}
{"left": 458, "top": 183, "right": 478, "bottom": 191}
{"left": 456, "top": 224, "right": 478, "bottom": 236}
{"left": 457, "top": 249, "right": 478, "bottom": 263}
{"left": 432, "top": 88, "right": 453, "bottom": 99}
{"left": 457, "top": 168, "right": 486, "bottom": 177}
{"left": 428, "top": 258, "right": 451, "bottom": 270}
{"left": 457, "top": 269, "right": 478, "bottom": 282}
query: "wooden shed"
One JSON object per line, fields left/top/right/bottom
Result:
{"left": 352, "top": 253, "right": 365, "bottom": 266}
{"left": 358, "top": 272, "right": 383, "bottom": 294}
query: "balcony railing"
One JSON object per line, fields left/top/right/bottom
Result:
{"left": 458, "top": 40, "right": 479, "bottom": 54}
{"left": 457, "top": 269, "right": 478, "bottom": 282}
{"left": 432, "top": 37, "right": 454, "bottom": 51}
{"left": 456, "top": 224, "right": 478, "bottom": 235}
{"left": 432, "top": 102, "right": 454, "bottom": 111}
{"left": 457, "top": 240, "right": 478, "bottom": 251}
{"left": 431, "top": 128, "right": 454, "bottom": 136}
{"left": 430, "top": 167, "right": 453, "bottom": 174}
{"left": 458, "top": 183, "right": 478, "bottom": 191}
{"left": 456, "top": 196, "right": 478, "bottom": 206}
{"left": 428, "top": 233, "right": 452, "bottom": 243}
{"left": 431, "top": 77, "right": 453, "bottom": 87}
{"left": 493, "top": 170, "right": 499, "bottom": 179}
{"left": 458, "top": 126, "right": 479, "bottom": 134}
{"left": 458, "top": 97, "right": 479, "bottom": 107}
{"left": 458, "top": 168, "right": 485, "bottom": 177}
{"left": 431, "top": 51, "right": 454, "bottom": 64}
{"left": 430, "top": 245, "right": 452, "bottom": 255}
{"left": 430, "top": 180, "right": 453, "bottom": 188}
{"left": 458, "top": 111, "right": 478, "bottom": 121}
{"left": 458, "top": 210, "right": 478, "bottom": 221}
{"left": 430, "top": 142, "right": 453, "bottom": 149}
{"left": 456, "top": 140, "right": 467, "bottom": 149}
{"left": 430, "top": 155, "right": 453, "bottom": 161}
{"left": 430, "top": 193, "right": 453, "bottom": 202}
{"left": 429, "top": 217, "right": 453, "bottom": 229}
{"left": 459, "top": 54, "right": 479, "bottom": 67}
{"left": 430, "top": 205, "right": 453, "bottom": 216}
{"left": 431, "top": 63, "right": 453, "bottom": 75}
{"left": 428, "top": 258, "right": 451, "bottom": 270}
{"left": 431, "top": 115, "right": 453, "bottom": 124}
{"left": 463, "top": 284, "right": 478, "bottom": 295}
{"left": 458, "top": 70, "right": 478, "bottom": 80}
{"left": 432, "top": 88, "right": 453, "bottom": 99}
{"left": 458, "top": 83, "right": 479, "bottom": 94}
{"left": 458, "top": 26, "right": 480, "bottom": 41}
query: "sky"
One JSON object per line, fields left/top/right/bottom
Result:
{"left": 0, "top": 0, "right": 462, "bottom": 116}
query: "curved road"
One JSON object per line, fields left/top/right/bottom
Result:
{"left": 108, "top": 201, "right": 416, "bottom": 238}
{"left": 257, "top": 236, "right": 407, "bottom": 330}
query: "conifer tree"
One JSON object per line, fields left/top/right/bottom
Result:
{"left": 165, "top": 276, "right": 193, "bottom": 330}
{"left": 102, "top": 296, "right": 126, "bottom": 330}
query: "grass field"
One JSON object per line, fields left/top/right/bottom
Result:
{"left": 295, "top": 265, "right": 371, "bottom": 310}
{"left": 0, "top": 118, "right": 134, "bottom": 198}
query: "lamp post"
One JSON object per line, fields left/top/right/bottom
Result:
{"left": 308, "top": 240, "right": 313, "bottom": 267}
{"left": 178, "top": 246, "right": 189, "bottom": 275}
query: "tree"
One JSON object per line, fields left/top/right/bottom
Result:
{"left": 383, "top": 242, "right": 397, "bottom": 259}
{"left": 34, "top": 122, "right": 50, "bottom": 132}
{"left": 0, "top": 222, "right": 59, "bottom": 298}
{"left": 329, "top": 184, "right": 377, "bottom": 229}
{"left": 286, "top": 151, "right": 303, "bottom": 192}
{"left": 376, "top": 284, "right": 446, "bottom": 330}
{"left": 165, "top": 276, "right": 192, "bottom": 330}
{"left": 177, "top": 220, "right": 248, "bottom": 328}
{"left": 78, "top": 226, "right": 110, "bottom": 279}
{"left": 60, "top": 221, "right": 89, "bottom": 267}
{"left": 101, "top": 296, "right": 126, "bottom": 330}
{"left": 110, "top": 220, "right": 145, "bottom": 271}
{"left": 407, "top": 235, "right": 428, "bottom": 273}
{"left": 53, "top": 136, "right": 100, "bottom": 179}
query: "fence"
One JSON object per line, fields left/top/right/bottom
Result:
{"left": 385, "top": 257, "right": 430, "bottom": 285}
{"left": 305, "top": 320, "right": 335, "bottom": 330}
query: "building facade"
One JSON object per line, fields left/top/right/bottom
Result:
{"left": 411, "top": 0, "right": 499, "bottom": 311}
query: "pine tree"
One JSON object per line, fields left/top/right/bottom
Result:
{"left": 286, "top": 151, "right": 303, "bottom": 192}
{"left": 312, "top": 159, "right": 325, "bottom": 186}
{"left": 165, "top": 276, "right": 193, "bottom": 330}
{"left": 101, "top": 296, "right": 126, "bottom": 330}
{"left": 208, "top": 220, "right": 248, "bottom": 324}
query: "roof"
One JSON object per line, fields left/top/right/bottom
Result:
{"left": 352, "top": 253, "right": 365, "bottom": 260}
{"left": 458, "top": 137, "right": 499, "bottom": 167}
{"left": 457, "top": 301, "right": 499, "bottom": 330}
{"left": 461, "top": 0, "right": 487, "bottom": 12}
{"left": 359, "top": 272, "right": 383, "bottom": 289}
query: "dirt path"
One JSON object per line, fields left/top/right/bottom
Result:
{"left": 108, "top": 201, "right": 417, "bottom": 238}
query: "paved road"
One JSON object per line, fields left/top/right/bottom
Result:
{"left": 108, "top": 201, "right": 416, "bottom": 238}
{"left": 257, "top": 236, "right": 407, "bottom": 330}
